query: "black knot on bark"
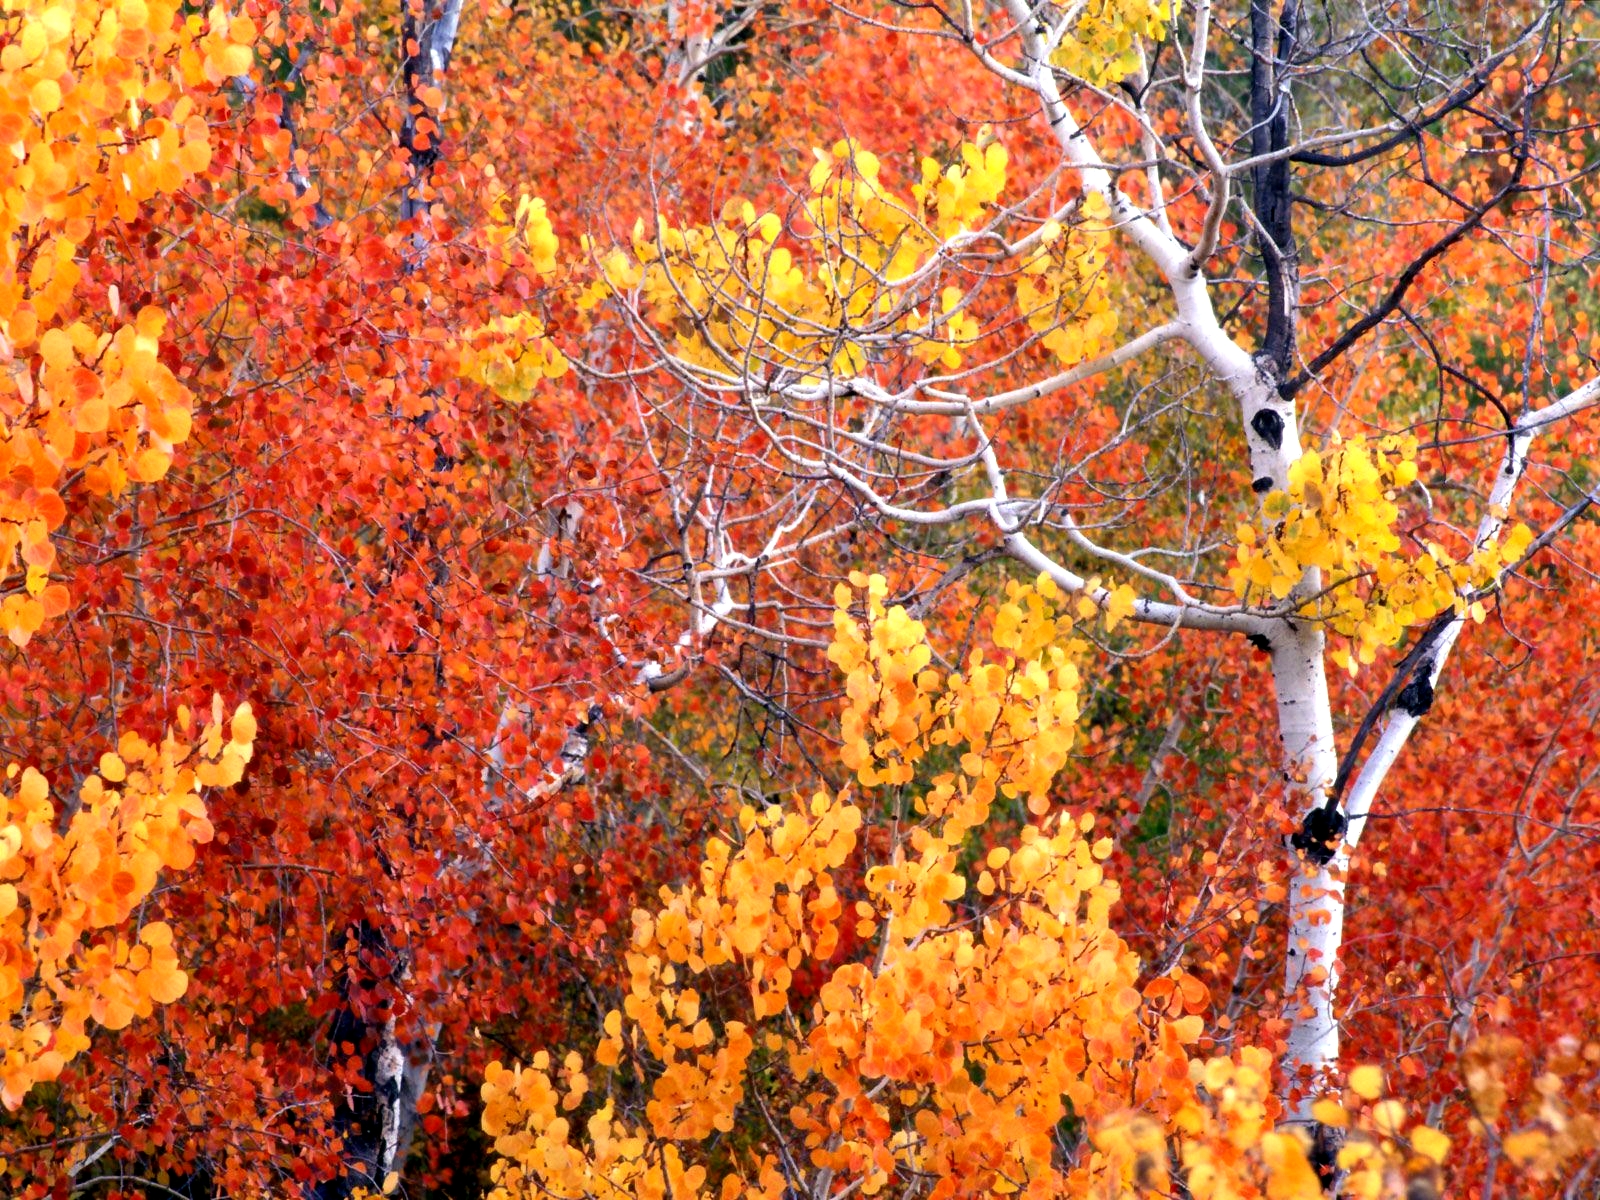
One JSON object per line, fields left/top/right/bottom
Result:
{"left": 1309, "top": 1123, "right": 1344, "bottom": 1190}
{"left": 1394, "top": 666, "right": 1435, "bottom": 718}
{"left": 1291, "top": 804, "right": 1347, "bottom": 866}
{"left": 1252, "top": 476, "right": 1275, "bottom": 494}
{"left": 1250, "top": 408, "right": 1285, "bottom": 451}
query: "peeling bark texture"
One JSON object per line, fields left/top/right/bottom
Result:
{"left": 309, "top": 1016, "right": 427, "bottom": 1196}
{"left": 390, "top": 1027, "right": 438, "bottom": 1184}
{"left": 374, "top": 1020, "right": 405, "bottom": 1178}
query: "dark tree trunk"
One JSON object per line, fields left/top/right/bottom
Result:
{"left": 1250, "top": 0, "right": 1301, "bottom": 381}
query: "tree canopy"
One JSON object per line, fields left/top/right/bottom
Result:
{"left": 2, "top": 0, "right": 1600, "bottom": 1196}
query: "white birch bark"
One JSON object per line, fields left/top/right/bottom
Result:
{"left": 1274, "top": 626, "right": 1343, "bottom": 1109}
{"left": 1342, "top": 376, "right": 1600, "bottom": 848}
{"left": 994, "top": 0, "right": 1347, "bottom": 1112}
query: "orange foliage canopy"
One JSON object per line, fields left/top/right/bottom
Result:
{"left": 479, "top": 579, "right": 1528, "bottom": 1200}
{"left": 1, "top": 0, "right": 1599, "bottom": 1194}
{"left": 0, "top": 0, "right": 252, "bottom": 645}
{"left": 0, "top": 0, "right": 262, "bottom": 1133}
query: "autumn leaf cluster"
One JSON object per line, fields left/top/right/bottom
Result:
{"left": 1, "top": 698, "right": 254, "bottom": 1109}
{"left": 480, "top": 579, "right": 1345, "bottom": 1200}
{"left": 0, "top": 0, "right": 251, "bottom": 645}
{"left": 1231, "top": 436, "right": 1535, "bottom": 671}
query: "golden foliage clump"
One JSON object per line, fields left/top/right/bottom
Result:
{"left": 0, "top": 0, "right": 252, "bottom": 645}
{"left": 1049, "top": 0, "right": 1180, "bottom": 87}
{"left": 1231, "top": 436, "right": 1534, "bottom": 672}
{"left": 0, "top": 697, "right": 255, "bottom": 1109}
{"left": 477, "top": 575, "right": 1427, "bottom": 1200}
{"left": 464, "top": 137, "right": 1117, "bottom": 405}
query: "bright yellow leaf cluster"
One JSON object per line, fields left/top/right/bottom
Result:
{"left": 1015, "top": 198, "right": 1118, "bottom": 366}
{"left": 474, "top": 139, "right": 1115, "bottom": 394}
{"left": 1230, "top": 436, "right": 1535, "bottom": 671}
{"left": 0, "top": 0, "right": 248, "bottom": 645}
{"left": 1048, "top": 0, "right": 1178, "bottom": 87}
{"left": 458, "top": 311, "right": 570, "bottom": 403}
{"left": 0, "top": 696, "right": 255, "bottom": 1109}
{"left": 479, "top": 579, "right": 1350, "bottom": 1200}
{"left": 910, "top": 140, "right": 1009, "bottom": 240}
{"left": 827, "top": 570, "right": 1084, "bottom": 825}
{"left": 487, "top": 193, "right": 562, "bottom": 276}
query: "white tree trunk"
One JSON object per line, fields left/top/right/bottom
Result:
{"left": 991, "top": 0, "right": 1368, "bottom": 1115}
{"left": 1272, "top": 625, "right": 1343, "bottom": 1115}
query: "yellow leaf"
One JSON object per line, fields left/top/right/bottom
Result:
{"left": 231, "top": 703, "right": 257, "bottom": 745}
{"left": 130, "top": 446, "right": 174, "bottom": 482}
{"left": 211, "top": 41, "right": 253, "bottom": 76}
{"left": 1348, "top": 1064, "right": 1384, "bottom": 1101}
{"left": 1503, "top": 1129, "right": 1550, "bottom": 1166}
{"left": 1104, "top": 583, "right": 1137, "bottom": 632}
{"left": 1410, "top": 1124, "right": 1450, "bottom": 1165}
{"left": 1311, "top": 1098, "right": 1348, "bottom": 1128}
{"left": 145, "top": 965, "right": 188, "bottom": 1005}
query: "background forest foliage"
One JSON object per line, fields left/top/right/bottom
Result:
{"left": 2, "top": 0, "right": 1600, "bottom": 1196}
